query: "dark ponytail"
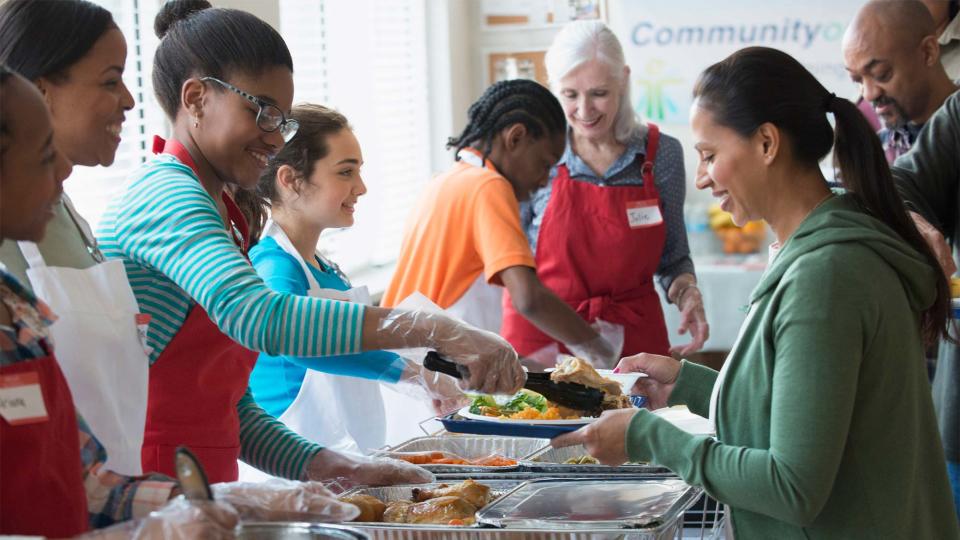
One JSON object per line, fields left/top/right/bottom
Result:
{"left": 694, "top": 46, "right": 950, "bottom": 344}
{"left": 152, "top": 0, "right": 292, "bottom": 119}
{"left": 234, "top": 104, "right": 352, "bottom": 245}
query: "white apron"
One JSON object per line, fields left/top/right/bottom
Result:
{"left": 445, "top": 149, "right": 506, "bottom": 334}
{"left": 262, "top": 220, "right": 387, "bottom": 453}
{"left": 17, "top": 199, "right": 148, "bottom": 475}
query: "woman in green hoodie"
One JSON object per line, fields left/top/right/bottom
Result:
{"left": 554, "top": 46, "right": 959, "bottom": 539}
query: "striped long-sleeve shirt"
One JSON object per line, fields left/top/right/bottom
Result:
{"left": 97, "top": 154, "right": 367, "bottom": 479}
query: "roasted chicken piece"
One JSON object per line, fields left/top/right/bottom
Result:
{"left": 382, "top": 496, "right": 477, "bottom": 525}
{"left": 339, "top": 494, "right": 386, "bottom": 522}
{"left": 411, "top": 479, "right": 492, "bottom": 508}
{"left": 551, "top": 355, "right": 622, "bottom": 396}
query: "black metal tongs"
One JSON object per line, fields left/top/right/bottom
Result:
{"left": 424, "top": 351, "right": 604, "bottom": 415}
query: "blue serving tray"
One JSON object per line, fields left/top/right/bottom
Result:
{"left": 438, "top": 396, "right": 647, "bottom": 439}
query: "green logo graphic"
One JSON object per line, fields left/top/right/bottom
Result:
{"left": 635, "top": 59, "right": 684, "bottom": 122}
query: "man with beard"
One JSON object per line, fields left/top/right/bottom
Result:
{"left": 843, "top": 0, "right": 959, "bottom": 164}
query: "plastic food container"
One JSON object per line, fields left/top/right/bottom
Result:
{"left": 520, "top": 444, "right": 671, "bottom": 475}
{"left": 382, "top": 436, "right": 547, "bottom": 473}
{"left": 237, "top": 522, "right": 369, "bottom": 539}
{"left": 477, "top": 478, "right": 699, "bottom": 536}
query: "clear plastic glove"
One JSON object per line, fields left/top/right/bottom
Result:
{"left": 305, "top": 448, "right": 434, "bottom": 493}
{"left": 394, "top": 357, "right": 470, "bottom": 415}
{"left": 379, "top": 309, "right": 525, "bottom": 395}
{"left": 566, "top": 332, "right": 618, "bottom": 369}
{"left": 80, "top": 496, "right": 239, "bottom": 539}
{"left": 212, "top": 479, "right": 360, "bottom": 522}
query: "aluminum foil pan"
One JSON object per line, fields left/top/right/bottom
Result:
{"left": 339, "top": 479, "right": 526, "bottom": 529}
{"left": 521, "top": 444, "right": 671, "bottom": 475}
{"left": 476, "top": 478, "right": 700, "bottom": 532}
{"left": 348, "top": 525, "right": 678, "bottom": 540}
{"left": 237, "top": 522, "right": 369, "bottom": 539}
{"left": 382, "top": 436, "right": 548, "bottom": 473}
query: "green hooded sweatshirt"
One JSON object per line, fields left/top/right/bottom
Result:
{"left": 625, "top": 194, "right": 959, "bottom": 539}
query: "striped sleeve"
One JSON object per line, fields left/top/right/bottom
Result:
{"left": 100, "top": 158, "right": 365, "bottom": 357}
{"left": 237, "top": 387, "right": 322, "bottom": 479}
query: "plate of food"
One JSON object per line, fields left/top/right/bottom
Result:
{"left": 439, "top": 356, "right": 643, "bottom": 438}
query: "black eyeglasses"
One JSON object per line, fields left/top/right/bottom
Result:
{"left": 200, "top": 76, "right": 299, "bottom": 142}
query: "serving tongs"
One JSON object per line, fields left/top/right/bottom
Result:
{"left": 424, "top": 351, "right": 604, "bottom": 415}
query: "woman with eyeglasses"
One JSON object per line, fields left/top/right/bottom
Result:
{"left": 96, "top": 0, "right": 524, "bottom": 486}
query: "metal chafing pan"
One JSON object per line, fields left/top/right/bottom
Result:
{"left": 237, "top": 522, "right": 369, "bottom": 539}
{"left": 520, "top": 444, "right": 671, "bottom": 475}
{"left": 338, "top": 479, "right": 526, "bottom": 530}
{"left": 381, "top": 436, "right": 548, "bottom": 474}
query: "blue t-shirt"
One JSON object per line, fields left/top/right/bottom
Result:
{"left": 248, "top": 236, "right": 406, "bottom": 417}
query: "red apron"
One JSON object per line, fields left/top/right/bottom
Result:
{"left": 502, "top": 123, "right": 671, "bottom": 358}
{"left": 0, "top": 349, "right": 88, "bottom": 536}
{"left": 140, "top": 136, "right": 258, "bottom": 483}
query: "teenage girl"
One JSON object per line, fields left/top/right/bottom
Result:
{"left": 96, "top": 0, "right": 523, "bottom": 485}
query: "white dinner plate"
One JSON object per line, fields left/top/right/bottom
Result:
{"left": 457, "top": 406, "right": 597, "bottom": 425}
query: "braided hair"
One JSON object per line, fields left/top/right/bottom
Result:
{"left": 447, "top": 79, "right": 565, "bottom": 160}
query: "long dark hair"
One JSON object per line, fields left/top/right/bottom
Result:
{"left": 152, "top": 0, "right": 293, "bottom": 119}
{"left": 693, "top": 46, "right": 950, "bottom": 344}
{"left": 234, "top": 104, "right": 352, "bottom": 244}
{"left": 0, "top": 0, "right": 115, "bottom": 83}
{"left": 447, "top": 79, "right": 566, "bottom": 160}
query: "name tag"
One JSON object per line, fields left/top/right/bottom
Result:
{"left": 626, "top": 200, "right": 663, "bottom": 229}
{"left": 0, "top": 371, "right": 49, "bottom": 425}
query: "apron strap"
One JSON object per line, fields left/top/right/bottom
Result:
{"left": 17, "top": 241, "right": 47, "bottom": 269}
{"left": 640, "top": 123, "right": 661, "bottom": 188}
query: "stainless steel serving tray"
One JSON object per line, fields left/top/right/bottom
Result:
{"left": 520, "top": 444, "right": 671, "bottom": 475}
{"left": 381, "top": 436, "right": 548, "bottom": 474}
{"left": 476, "top": 478, "right": 700, "bottom": 532}
{"left": 237, "top": 522, "right": 369, "bottom": 539}
{"left": 339, "top": 479, "right": 526, "bottom": 529}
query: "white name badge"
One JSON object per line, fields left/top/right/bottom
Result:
{"left": 626, "top": 200, "right": 663, "bottom": 229}
{"left": 0, "top": 371, "right": 49, "bottom": 425}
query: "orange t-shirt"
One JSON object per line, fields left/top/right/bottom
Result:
{"left": 382, "top": 157, "right": 536, "bottom": 309}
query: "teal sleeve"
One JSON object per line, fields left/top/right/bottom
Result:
{"left": 237, "top": 387, "right": 323, "bottom": 479}
{"left": 625, "top": 260, "right": 865, "bottom": 527}
{"left": 666, "top": 360, "right": 718, "bottom": 417}
{"left": 252, "top": 243, "right": 407, "bottom": 382}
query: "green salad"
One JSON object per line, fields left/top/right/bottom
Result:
{"left": 468, "top": 389, "right": 547, "bottom": 416}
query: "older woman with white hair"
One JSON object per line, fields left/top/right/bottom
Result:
{"left": 502, "top": 20, "right": 708, "bottom": 359}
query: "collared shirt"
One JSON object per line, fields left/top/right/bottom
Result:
{"left": 879, "top": 122, "right": 923, "bottom": 165}
{"left": 939, "top": 13, "right": 960, "bottom": 80}
{"left": 521, "top": 126, "right": 694, "bottom": 294}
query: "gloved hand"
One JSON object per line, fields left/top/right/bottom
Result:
{"left": 379, "top": 309, "right": 525, "bottom": 395}
{"left": 212, "top": 479, "right": 360, "bottom": 522}
{"left": 566, "top": 331, "right": 619, "bottom": 369}
{"left": 305, "top": 448, "right": 434, "bottom": 492}
{"left": 395, "top": 357, "right": 470, "bottom": 415}
{"left": 80, "top": 496, "right": 239, "bottom": 539}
